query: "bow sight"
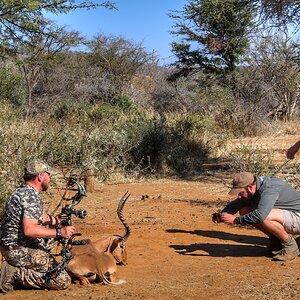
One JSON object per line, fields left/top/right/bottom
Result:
{"left": 58, "top": 175, "right": 88, "bottom": 226}
{"left": 60, "top": 206, "right": 87, "bottom": 225}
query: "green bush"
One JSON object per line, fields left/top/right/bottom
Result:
{"left": 0, "top": 107, "right": 216, "bottom": 209}
{"left": 0, "top": 68, "right": 25, "bottom": 106}
{"left": 51, "top": 99, "right": 91, "bottom": 122}
{"left": 88, "top": 103, "right": 122, "bottom": 124}
{"left": 0, "top": 101, "right": 23, "bottom": 122}
{"left": 227, "top": 142, "right": 274, "bottom": 175}
{"left": 111, "top": 94, "right": 135, "bottom": 111}
{"left": 129, "top": 114, "right": 210, "bottom": 175}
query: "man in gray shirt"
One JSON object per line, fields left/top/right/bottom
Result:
{"left": 213, "top": 172, "right": 300, "bottom": 261}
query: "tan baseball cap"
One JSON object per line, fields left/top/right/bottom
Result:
{"left": 228, "top": 172, "right": 255, "bottom": 195}
{"left": 24, "top": 159, "right": 58, "bottom": 176}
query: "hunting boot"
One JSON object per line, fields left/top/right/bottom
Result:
{"left": 268, "top": 234, "right": 282, "bottom": 255}
{"left": 273, "top": 235, "right": 300, "bottom": 261}
{"left": 0, "top": 261, "right": 20, "bottom": 293}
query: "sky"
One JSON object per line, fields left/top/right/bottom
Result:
{"left": 48, "top": 1, "right": 186, "bottom": 65}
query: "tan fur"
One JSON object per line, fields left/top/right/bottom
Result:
{"left": 65, "top": 192, "right": 131, "bottom": 285}
{"left": 92, "top": 235, "right": 128, "bottom": 265}
{"left": 67, "top": 240, "right": 125, "bottom": 286}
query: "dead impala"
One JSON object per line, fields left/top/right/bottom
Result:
{"left": 66, "top": 192, "right": 131, "bottom": 285}
{"left": 66, "top": 239, "right": 125, "bottom": 286}
{"left": 93, "top": 191, "right": 131, "bottom": 265}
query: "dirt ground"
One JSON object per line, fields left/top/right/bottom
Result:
{"left": 3, "top": 135, "right": 300, "bottom": 300}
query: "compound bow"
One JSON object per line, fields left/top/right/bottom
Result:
{"left": 45, "top": 175, "right": 87, "bottom": 279}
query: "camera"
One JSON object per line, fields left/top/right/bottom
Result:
{"left": 212, "top": 212, "right": 222, "bottom": 223}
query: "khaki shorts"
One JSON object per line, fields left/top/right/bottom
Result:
{"left": 281, "top": 210, "right": 300, "bottom": 234}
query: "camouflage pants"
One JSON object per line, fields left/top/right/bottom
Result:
{"left": 1, "top": 247, "right": 71, "bottom": 290}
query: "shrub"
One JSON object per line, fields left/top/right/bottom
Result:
{"left": 227, "top": 142, "right": 274, "bottom": 175}
{"left": 51, "top": 99, "right": 91, "bottom": 121}
{"left": 111, "top": 94, "right": 135, "bottom": 111}
{"left": 129, "top": 114, "right": 210, "bottom": 175}
{"left": 88, "top": 103, "right": 122, "bottom": 124}
{"left": 0, "top": 101, "right": 23, "bottom": 122}
{"left": 0, "top": 68, "right": 25, "bottom": 106}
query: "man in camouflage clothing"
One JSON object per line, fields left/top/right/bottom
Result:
{"left": 0, "top": 159, "right": 76, "bottom": 293}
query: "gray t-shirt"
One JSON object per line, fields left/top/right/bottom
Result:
{"left": 0, "top": 184, "right": 46, "bottom": 249}
{"left": 222, "top": 176, "right": 300, "bottom": 225}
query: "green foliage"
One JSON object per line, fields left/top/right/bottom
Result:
{"left": 0, "top": 123, "right": 43, "bottom": 206}
{"left": 227, "top": 143, "right": 274, "bottom": 175}
{"left": 174, "top": 115, "right": 200, "bottom": 137}
{"left": 170, "top": 0, "right": 256, "bottom": 85}
{"left": 129, "top": 114, "right": 210, "bottom": 174}
{"left": 256, "top": 0, "right": 300, "bottom": 26}
{"left": 195, "top": 83, "right": 233, "bottom": 109}
{"left": 10, "top": 20, "right": 82, "bottom": 120}
{"left": 0, "top": 1, "right": 115, "bottom": 57}
{"left": 52, "top": 100, "right": 126, "bottom": 126}
{"left": 188, "top": 80, "right": 272, "bottom": 137}
{"left": 111, "top": 94, "right": 135, "bottom": 111}
{"left": 52, "top": 99, "right": 91, "bottom": 122}
{"left": 0, "top": 68, "right": 25, "bottom": 105}
{"left": 88, "top": 103, "right": 123, "bottom": 123}
{"left": 0, "top": 101, "right": 23, "bottom": 122}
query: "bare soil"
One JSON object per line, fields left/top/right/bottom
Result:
{"left": 3, "top": 135, "right": 300, "bottom": 300}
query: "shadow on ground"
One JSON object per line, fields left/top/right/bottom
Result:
{"left": 167, "top": 229, "right": 269, "bottom": 257}
{"left": 169, "top": 242, "right": 268, "bottom": 257}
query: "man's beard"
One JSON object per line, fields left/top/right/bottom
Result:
{"left": 246, "top": 187, "right": 254, "bottom": 201}
{"left": 41, "top": 180, "right": 49, "bottom": 191}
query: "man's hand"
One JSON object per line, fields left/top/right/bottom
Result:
{"left": 287, "top": 141, "right": 300, "bottom": 159}
{"left": 61, "top": 226, "right": 76, "bottom": 239}
{"left": 221, "top": 213, "right": 236, "bottom": 224}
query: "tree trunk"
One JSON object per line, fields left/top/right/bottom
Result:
{"left": 25, "top": 85, "right": 33, "bottom": 121}
{"left": 84, "top": 169, "right": 95, "bottom": 193}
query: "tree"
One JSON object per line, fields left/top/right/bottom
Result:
{"left": 11, "top": 20, "right": 81, "bottom": 119}
{"left": 32, "top": 50, "right": 91, "bottom": 102}
{"left": 238, "top": 30, "right": 300, "bottom": 121}
{"left": 85, "top": 34, "right": 157, "bottom": 102}
{"left": 0, "top": 0, "right": 115, "bottom": 57}
{"left": 169, "top": 0, "right": 256, "bottom": 91}
{"left": 256, "top": 0, "right": 300, "bottom": 26}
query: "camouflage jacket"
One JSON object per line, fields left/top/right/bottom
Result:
{"left": 0, "top": 184, "right": 46, "bottom": 250}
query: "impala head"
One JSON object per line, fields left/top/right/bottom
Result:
{"left": 109, "top": 237, "right": 127, "bottom": 265}
{"left": 109, "top": 192, "right": 131, "bottom": 265}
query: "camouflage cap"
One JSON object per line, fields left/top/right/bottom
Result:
{"left": 24, "top": 159, "right": 58, "bottom": 176}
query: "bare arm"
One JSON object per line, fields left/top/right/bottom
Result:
{"left": 211, "top": 199, "right": 246, "bottom": 224}
{"left": 42, "top": 213, "right": 60, "bottom": 227}
{"left": 23, "top": 218, "right": 76, "bottom": 239}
